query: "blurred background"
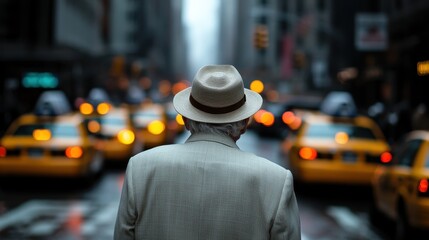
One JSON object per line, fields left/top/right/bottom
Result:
{"left": 1, "top": 0, "right": 429, "bottom": 142}
{"left": 1, "top": 0, "right": 429, "bottom": 239}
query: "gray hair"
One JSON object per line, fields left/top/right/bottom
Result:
{"left": 186, "top": 119, "right": 249, "bottom": 140}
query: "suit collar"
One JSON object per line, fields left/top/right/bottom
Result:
{"left": 185, "top": 133, "right": 239, "bottom": 149}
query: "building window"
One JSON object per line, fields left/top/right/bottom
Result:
{"left": 317, "top": 0, "right": 326, "bottom": 11}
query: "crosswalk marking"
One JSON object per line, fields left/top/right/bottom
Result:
{"left": 326, "top": 206, "right": 382, "bottom": 240}
{"left": 0, "top": 200, "right": 117, "bottom": 238}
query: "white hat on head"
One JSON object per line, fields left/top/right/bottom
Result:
{"left": 173, "top": 65, "right": 263, "bottom": 124}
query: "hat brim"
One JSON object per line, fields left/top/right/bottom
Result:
{"left": 173, "top": 87, "right": 263, "bottom": 123}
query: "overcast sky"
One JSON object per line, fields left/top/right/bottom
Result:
{"left": 183, "top": 0, "right": 220, "bottom": 79}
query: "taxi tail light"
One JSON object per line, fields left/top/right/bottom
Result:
{"left": 298, "top": 147, "right": 317, "bottom": 160}
{"left": 0, "top": 146, "right": 6, "bottom": 157}
{"left": 380, "top": 151, "right": 392, "bottom": 164}
{"left": 417, "top": 178, "right": 429, "bottom": 197}
{"left": 65, "top": 146, "right": 83, "bottom": 159}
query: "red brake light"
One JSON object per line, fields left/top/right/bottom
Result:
{"left": 0, "top": 146, "right": 6, "bottom": 157}
{"left": 299, "top": 147, "right": 317, "bottom": 160}
{"left": 282, "top": 111, "right": 296, "bottom": 125}
{"left": 260, "top": 111, "right": 275, "bottom": 126}
{"left": 418, "top": 179, "right": 429, "bottom": 193}
{"left": 65, "top": 146, "right": 83, "bottom": 159}
{"left": 380, "top": 152, "right": 392, "bottom": 163}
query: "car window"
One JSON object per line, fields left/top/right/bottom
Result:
{"left": 424, "top": 146, "right": 429, "bottom": 168}
{"left": 394, "top": 139, "right": 422, "bottom": 167}
{"left": 422, "top": 143, "right": 429, "bottom": 168}
{"left": 100, "top": 116, "right": 126, "bottom": 126}
{"left": 132, "top": 111, "right": 161, "bottom": 126}
{"left": 13, "top": 123, "right": 79, "bottom": 137}
{"left": 305, "top": 123, "right": 376, "bottom": 140}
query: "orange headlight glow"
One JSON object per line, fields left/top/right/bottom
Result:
{"left": 253, "top": 109, "right": 266, "bottom": 123}
{"left": 97, "top": 102, "right": 110, "bottom": 115}
{"left": 148, "top": 120, "right": 166, "bottom": 135}
{"left": 176, "top": 114, "right": 184, "bottom": 126}
{"left": 289, "top": 117, "right": 302, "bottom": 130}
{"left": 335, "top": 132, "right": 349, "bottom": 144}
{"left": 282, "top": 111, "right": 296, "bottom": 125}
{"left": 80, "top": 103, "right": 94, "bottom": 115}
{"left": 117, "top": 129, "right": 135, "bottom": 145}
{"left": 87, "top": 120, "right": 101, "bottom": 133}
{"left": 33, "top": 129, "right": 51, "bottom": 141}
{"left": 260, "top": 111, "right": 275, "bottom": 126}
{"left": 250, "top": 80, "right": 264, "bottom": 93}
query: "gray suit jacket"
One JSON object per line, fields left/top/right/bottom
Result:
{"left": 114, "top": 133, "right": 301, "bottom": 240}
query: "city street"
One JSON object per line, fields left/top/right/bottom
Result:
{"left": 1, "top": 1, "right": 429, "bottom": 239}
{"left": 0, "top": 130, "right": 393, "bottom": 240}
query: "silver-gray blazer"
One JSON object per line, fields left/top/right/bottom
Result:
{"left": 114, "top": 133, "right": 301, "bottom": 240}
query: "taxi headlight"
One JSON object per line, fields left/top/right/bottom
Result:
{"left": 97, "top": 102, "right": 110, "bottom": 115}
{"left": 80, "top": 103, "right": 94, "bottom": 115}
{"left": 282, "top": 111, "right": 296, "bottom": 125}
{"left": 117, "top": 129, "right": 135, "bottom": 145}
{"left": 260, "top": 112, "right": 275, "bottom": 127}
{"left": 87, "top": 120, "right": 101, "bottom": 133}
{"left": 33, "top": 129, "right": 51, "bottom": 141}
{"left": 148, "top": 120, "right": 166, "bottom": 135}
{"left": 176, "top": 114, "right": 184, "bottom": 126}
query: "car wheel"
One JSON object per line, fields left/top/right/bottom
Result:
{"left": 395, "top": 202, "right": 412, "bottom": 240}
{"left": 369, "top": 201, "right": 386, "bottom": 229}
{"left": 82, "top": 150, "right": 104, "bottom": 185}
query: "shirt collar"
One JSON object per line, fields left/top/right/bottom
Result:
{"left": 185, "top": 132, "right": 239, "bottom": 149}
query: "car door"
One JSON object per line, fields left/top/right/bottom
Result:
{"left": 384, "top": 139, "right": 422, "bottom": 217}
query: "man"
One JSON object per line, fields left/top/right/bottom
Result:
{"left": 114, "top": 65, "right": 301, "bottom": 240}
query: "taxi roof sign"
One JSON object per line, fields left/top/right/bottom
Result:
{"left": 320, "top": 91, "right": 357, "bottom": 117}
{"left": 34, "top": 91, "right": 71, "bottom": 116}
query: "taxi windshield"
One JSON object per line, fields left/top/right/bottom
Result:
{"left": 100, "top": 116, "right": 126, "bottom": 126}
{"left": 12, "top": 123, "right": 79, "bottom": 137}
{"left": 132, "top": 111, "right": 161, "bottom": 126}
{"left": 305, "top": 123, "right": 377, "bottom": 140}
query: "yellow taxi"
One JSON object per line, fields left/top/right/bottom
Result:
{"left": 83, "top": 106, "right": 143, "bottom": 161}
{"left": 251, "top": 95, "right": 323, "bottom": 138}
{"left": 281, "top": 113, "right": 392, "bottom": 185}
{"left": 0, "top": 91, "right": 104, "bottom": 178}
{"left": 131, "top": 102, "right": 168, "bottom": 149}
{"left": 164, "top": 102, "right": 185, "bottom": 143}
{"left": 371, "top": 130, "right": 429, "bottom": 238}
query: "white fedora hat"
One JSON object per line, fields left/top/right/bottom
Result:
{"left": 173, "top": 65, "right": 263, "bottom": 123}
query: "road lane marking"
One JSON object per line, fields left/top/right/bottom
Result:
{"left": 0, "top": 200, "right": 116, "bottom": 238}
{"left": 326, "top": 206, "right": 382, "bottom": 240}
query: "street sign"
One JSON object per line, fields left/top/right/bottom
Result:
{"left": 355, "top": 13, "right": 388, "bottom": 51}
{"left": 22, "top": 72, "right": 59, "bottom": 88}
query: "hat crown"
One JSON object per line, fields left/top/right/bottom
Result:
{"left": 173, "top": 64, "right": 262, "bottom": 123}
{"left": 191, "top": 65, "right": 244, "bottom": 108}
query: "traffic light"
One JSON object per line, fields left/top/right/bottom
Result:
{"left": 253, "top": 25, "right": 269, "bottom": 49}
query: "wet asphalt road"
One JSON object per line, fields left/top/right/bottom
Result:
{"left": 0, "top": 130, "right": 395, "bottom": 239}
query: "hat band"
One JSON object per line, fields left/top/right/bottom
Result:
{"left": 190, "top": 95, "right": 246, "bottom": 114}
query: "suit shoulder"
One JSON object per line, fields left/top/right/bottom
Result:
{"left": 240, "top": 151, "right": 290, "bottom": 176}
